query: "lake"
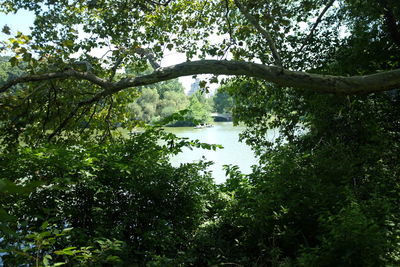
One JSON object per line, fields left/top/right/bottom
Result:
{"left": 165, "top": 122, "right": 275, "bottom": 183}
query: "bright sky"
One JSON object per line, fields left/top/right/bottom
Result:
{"left": 0, "top": 10, "right": 204, "bottom": 91}
{"left": 0, "top": 9, "right": 34, "bottom": 38}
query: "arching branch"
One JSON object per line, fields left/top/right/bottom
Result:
{"left": 0, "top": 69, "right": 113, "bottom": 94}
{"left": 2, "top": 60, "right": 399, "bottom": 98}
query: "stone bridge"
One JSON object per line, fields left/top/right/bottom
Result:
{"left": 210, "top": 113, "right": 232, "bottom": 122}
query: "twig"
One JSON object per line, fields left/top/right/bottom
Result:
{"left": 233, "top": 0, "right": 282, "bottom": 67}
{"left": 299, "top": 0, "right": 335, "bottom": 52}
{"left": 224, "top": 0, "right": 236, "bottom": 44}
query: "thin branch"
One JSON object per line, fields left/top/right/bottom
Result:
{"left": 47, "top": 105, "right": 80, "bottom": 140}
{"left": 102, "top": 96, "right": 114, "bottom": 142}
{"left": 224, "top": 0, "right": 235, "bottom": 44}
{"left": 100, "top": 49, "right": 113, "bottom": 60}
{"left": 12, "top": 84, "right": 46, "bottom": 108}
{"left": 299, "top": 0, "right": 336, "bottom": 52}
{"left": 135, "top": 47, "right": 160, "bottom": 69}
{"left": 42, "top": 85, "right": 52, "bottom": 133}
{"left": 233, "top": 0, "right": 282, "bottom": 67}
{"left": 109, "top": 56, "right": 124, "bottom": 82}
{"left": 80, "top": 100, "right": 99, "bottom": 135}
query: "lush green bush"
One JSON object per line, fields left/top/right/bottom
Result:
{"left": 0, "top": 129, "right": 217, "bottom": 266}
{"left": 185, "top": 83, "right": 400, "bottom": 266}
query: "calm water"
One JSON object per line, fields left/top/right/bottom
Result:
{"left": 165, "top": 122, "right": 271, "bottom": 183}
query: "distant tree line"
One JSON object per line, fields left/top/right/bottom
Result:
{"left": 126, "top": 73, "right": 234, "bottom": 127}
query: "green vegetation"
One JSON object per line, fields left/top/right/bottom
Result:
{"left": 213, "top": 85, "right": 234, "bottom": 115}
{"left": 126, "top": 80, "right": 189, "bottom": 124}
{"left": 1, "top": 0, "right": 400, "bottom": 266}
{"left": 0, "top": 129, "right": 218, "bottom": 265}
{"left": 127, "top": 82, "right": 213, "bottom": 127}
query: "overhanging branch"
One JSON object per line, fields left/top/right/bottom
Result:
{"left": 0, "top": 69, "right": 113, "bottom": 93}
{"left": 1, "top": 60, "right": 400, "bottom": 98}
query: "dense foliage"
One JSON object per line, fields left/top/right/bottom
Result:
{"left": 1, "top": 0, "right": 400, "bottom": 266}
{"left": 127, "top": 84, "right": 213, "bottom": 127}
{"left": 127, "top": 80, "right": 189, "bottom": 124}
{"left": 212, "top": 87, "right": 234, "bottom": 115}
{"left": 1, "top": 129, "right": 219, "bottom": 266}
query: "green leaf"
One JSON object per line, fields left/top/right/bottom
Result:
{"left": 2, "top": 25, "right": 11, "bottom": 35}
{"left": 153, "top": 45, "right": 162, "bottom": 52}
{"left": 41, "top": 221, "right": 49, "bottom": 230}
{"left": 43, "top": 254, "right": 52, "bottom": 266}
{"left": 53, "top": 263, "right": 66, "bottom": 266}
{"left": 62, "top": 40, "right": 74, "bottom": 48}
{"left": 166, "top": 43, "right": 174, "bottom": 50}
{"left": 9, "top": 56, "right": 18, "bottom": 67}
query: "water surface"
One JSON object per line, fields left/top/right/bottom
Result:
{"left": 165, "top": 122, "right": 258, "bottom": 183}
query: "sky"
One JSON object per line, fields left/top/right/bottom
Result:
{"left": 0, "top": 9, "right": 34, "bottom": 38}
{"left": 0, "top": 10, "right": 206, "bottom": 92}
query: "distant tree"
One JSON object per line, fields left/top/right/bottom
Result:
{"left": 213, "top": 87, "right": 234, "bottom": 114}
{"left": 0, "top": 56, "right": 24, "bottom": 86}
{"left": 126, "top": 80, "right": 188, "bottom": 123}
{"left": 185, "top": 91, "right": 212, "bottom": 124}
{"left": 158, "top": 90, "right": 189, "bottom": 118}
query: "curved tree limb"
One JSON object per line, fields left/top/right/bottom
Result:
{"left": 1, "top": 60, "right": 400, "bottom": 98}
{"left": 233, "top": 0, "right": 283, "bottom": 67}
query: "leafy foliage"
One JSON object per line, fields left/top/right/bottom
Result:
{"left": 126, "top": 80, "right": 189, "bottom": 124}
{"left": 0, "top": 129, "right": 218, "bottom": 265}
{"left": 1, "top": 0, "right": 400, "bottom": 266}
{"left": 213, "top": 86, "right": 234, "bottom": 115}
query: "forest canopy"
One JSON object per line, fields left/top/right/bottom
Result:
{"left": 1, "top": 0, "right": 399, "bottom": 140}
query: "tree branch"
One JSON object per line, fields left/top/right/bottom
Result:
{"left": 299, "top": 0, "right": 336, "bottom": 52}
{"left": 109, "top": 56, "right": 124, "bottom": 82}
{"left": 47, "top": 105, "right": 80, "bottom": 140}
{"left": 1, "top": 60, "right": 400, "bottom": 98}
{"left": 0, "top": 69, "right": 113, "bottom": 93}
{"left": 224, "top": 0, "right": 235, "bottom": 43}
{"left": 135, "top": 47, "right": 160, "bottom": 69}
{"left": 146, "top": 0, "right": 172, "bottom": 6}
{"left": 233, "top": 0, "right": 283, "bottom": 67}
